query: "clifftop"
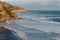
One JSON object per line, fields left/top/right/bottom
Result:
{"left": 0, "top": 1, "right": 25, "bottom": 22}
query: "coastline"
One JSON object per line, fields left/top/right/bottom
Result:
{"left": 0, "top": 1, "right": 25, "bottom": 22}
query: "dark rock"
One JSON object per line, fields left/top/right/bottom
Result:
{"left": 0, "top": 27, "right": 22, "bottom": 40}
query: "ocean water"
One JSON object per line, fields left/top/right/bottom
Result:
{"left": 1, "top": 11, "right": 60, "bottom": 40}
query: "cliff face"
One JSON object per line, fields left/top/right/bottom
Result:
{"left": 0, "top": 1, "right": 25, "bottom": 22}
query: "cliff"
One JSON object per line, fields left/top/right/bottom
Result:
{"left": 0, "top": 1, "right": 25, "bottom": 22}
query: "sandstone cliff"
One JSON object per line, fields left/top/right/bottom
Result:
{"left": 0, "top": 1, "right": 25, "bottom": 22}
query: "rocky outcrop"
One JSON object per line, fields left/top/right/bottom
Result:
{"left": 0, "top": 1, "right": 25, "bottom": 22}
{"left": 0, "top": 27, "right": 22, "bottom": 40}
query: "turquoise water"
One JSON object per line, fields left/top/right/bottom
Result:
{"left": 1, "top": 11, "right": 60, "bottom": 40}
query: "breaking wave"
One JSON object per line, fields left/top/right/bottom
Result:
{"left": 18, "top": 13, "right": 60, "bottom": 24}
{"left": 0, "top": 11, "right": 60, "bottom": 40}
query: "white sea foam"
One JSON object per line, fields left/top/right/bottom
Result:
{"left": 21, "top": 15, "right": 60, "bottom": 24}
{"left": 28, "top": 16, "right": 60, "bottom": 24}
{"left": 41, "top": 20, "right": 60, "bottom": 24}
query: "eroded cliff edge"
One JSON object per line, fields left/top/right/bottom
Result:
{"left": 0, "top": 1, "right": 25, "bottom": 22}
